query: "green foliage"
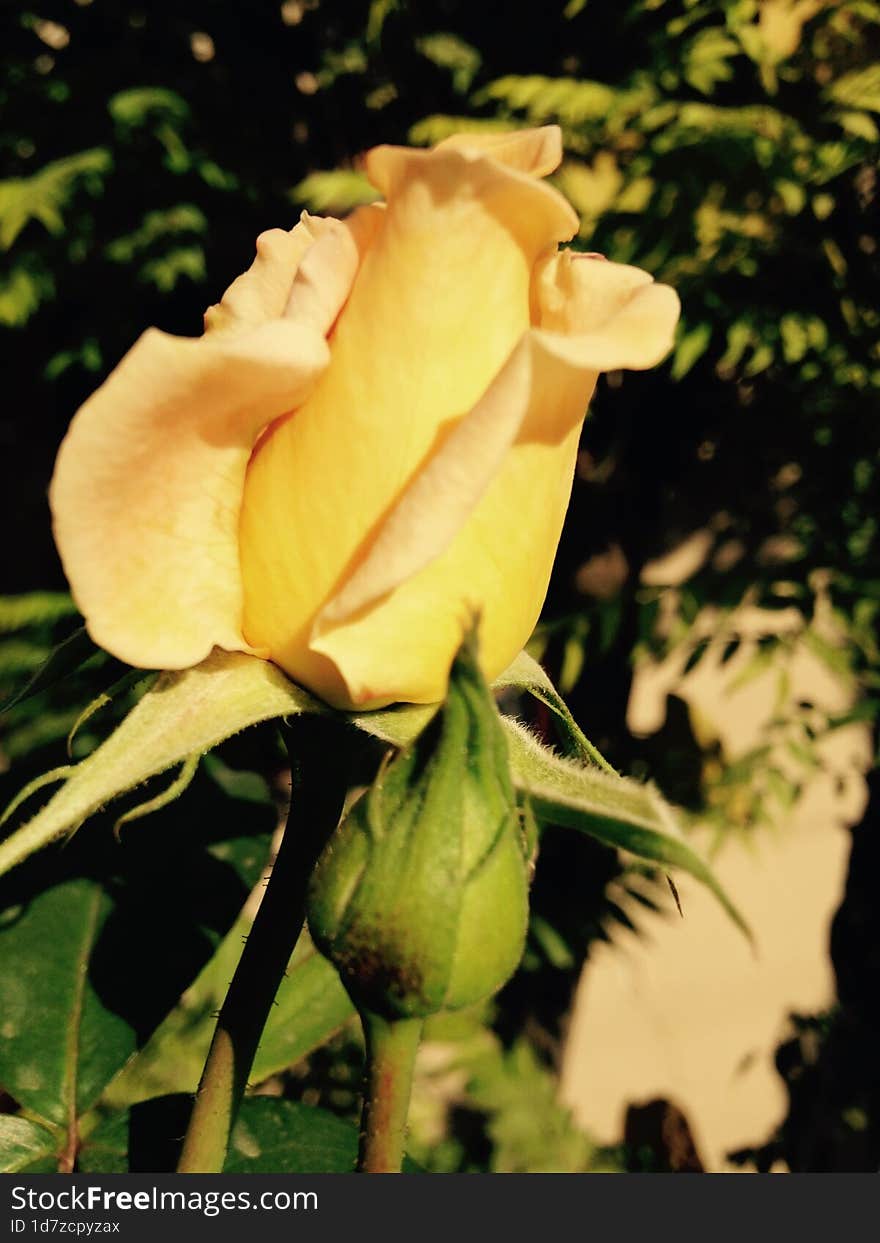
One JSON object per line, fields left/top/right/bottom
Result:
{"left": 0, "top": 149, "right": 111, "bottom": 250}
{"left": 101, "top": 932, "right": 353, "bottom": 1112}
{"left": 0, "top": 635, "right": 737, "bottom": 1168}
{"left": 1, "top": 0, "right": 878, "bottom": 1173}
{"left": 0, "top": 1117, "right": 60, "bottom": 1174}
{"left": 0, "top": 650, "right": 319, "bottom": 878}
{"left": 227, "top": 1097, "right": 422, "bottom": 1173}
{"left": 0, "top": 593, "right": 77, "bottom": 633}
{"left": 292, "top": 169, "right": 379, "bottom": 215}
{"left": 0, "top": 879, "right": 135, "bottom": 1124}
{"left": 416, "top": 32, "right": 482, "bottom": 93}
{"left": 224, "top": 1099, "right": 363, "bottom": 1173}
{"left": 108, "top": 88, "right": 190, "bottom": 130}
{"left": 0, "top": 260, "right": 54, "bottom": 327}
{"left": 466, "top": 1040, "right": 619, "bottom": 1173}
{"left": 105, "top": 204, "right": 208, "bottom": 294}
{"left": 406, "top": 1021, "right": 622, "bottom": 1173}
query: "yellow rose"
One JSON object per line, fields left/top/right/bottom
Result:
{"left": 50, "top": 127, "right": 679, "bottom": 711}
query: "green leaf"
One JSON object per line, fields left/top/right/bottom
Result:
{"left": 224, "top": 1099, "right": 359, "bottom": 1173}
{"left": 0, "top": 879, "right": 135, "bottom": 1125}
{"left": 108, "top": 88, "right": 190, "bottom": 128}
{"left": 0, "top": 626, "right": 98, "bottom": 711}
{"left": 202, "top": 753, "right": 273, "bottom": 805}
{"left": 502, "top": 719, "right": 751, "bottom": 942}
{"left": 833, "top": 110, "right": 880, "bottom": 142}
{"left": 0, "top": 150, "right": 112, "bottom": 250}
{"left": 476, "top": 74, "right": 629, "bottom": 127}
{"left": 825, "top": 64, "right": 880, "bottom": 114}
{"left": 250, "top": 949, "right": 354, "bottom": 1085}
{"left": 224, "top": 1099, "right": 421, "bottom": 1173}
{"left": 0, "top": 1116, "right": 61, "bottom": 1173}
{"left": 0, "top": 589, "right": 77, "bottom": 631}
{"left": 682, "top": 29, "right": 740, "bottom": 96}
{"left": 0, "top": 262, "right": 55, "bottom": 328}
{"left": 291, "top": 170, "right": 380, "bottom": 215}
{"left": 76, "top": 1112, "right": 129, "bottom": 1174}
{"left": 80, "top": 1096, "right": 417, "bottom": 1175}
{"left": 415, "top": 33, "right": 481, "bottom": 93}
{"left": 99, "top": 924, "right": 352, "bottom": 1111}
{"left": 671, "top": 322, "right": 712, "bottom": 380}
{"left": 803, "top": 628, "right": 852, "bottom": 680}
{"left": 104, "top": 205, "right": 207, "bottom": 264}
{"left": 366, "top": 0, "right": 399, "bottom": 45}
{"left": 65, "top": 667, "right": 156, "bottom": 757}
{"left": 0, "top": 651, "right": 320, "bottom": 879}
{"left": 465, "top": 1038, "right": 603, "bottom": 1173}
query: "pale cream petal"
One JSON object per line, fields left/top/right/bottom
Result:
{"left": 204, "top": 209, "right": 365, "bottom": 335}
{"left": 434, "top": 125, "right": 564, "bottom": 178}
{"left": 52, "top": 204, "right": 374, "bottom": 671}
{"left": 50, "top": 320, "right": 330, "bottom": 670}
{"left": 204, "top": 213, "right": 318, "bottom": 334}
{"left": 532, "top": 249, "right": 681, "bottom": 367}
{"left": 364, "top": 141, "right": 578, "bottom": 258}
{"left": 283, "top": 206, "right": 382, "bottom": 336}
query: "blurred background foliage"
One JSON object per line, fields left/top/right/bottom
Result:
{"left": 1, "top": 0, "right": 878, "bottom": 1171}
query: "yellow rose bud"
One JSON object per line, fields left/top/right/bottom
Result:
{"left": 49, "top": 127, "right": 679, "bottom": 710}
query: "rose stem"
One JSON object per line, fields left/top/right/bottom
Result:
{"left": 357, "top": 1011, "right": 423, "bottom": 1174}
{"left": 177, "top": 715, "right": 353, "bottom": 1173}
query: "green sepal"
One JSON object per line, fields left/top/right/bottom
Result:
{"left": 494, "top": 649, "right": 616, "bottom": 771}
{"left": 0, "top": 647, "right": 749, "bottom": 940}
{"left": 504, "top": 720, "right": 752, "bottom": 943}
{"left": 0, "top": 651, "right": 321, "bottom": 878}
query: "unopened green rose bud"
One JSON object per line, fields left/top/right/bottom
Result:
{"left": 306, "top": 629, "right": 529, "bottom": 1020}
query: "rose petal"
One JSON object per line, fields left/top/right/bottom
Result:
{"left": 365, "top": 140, "right": 577, "bottom": 257}
{"left": 310, "top": 266, "right": 680, "bottom": 708}
{"left": 434, "top": 125, "right": 564, "bottom": 178}
{"left": 532, "top": 249, "right": 681, "bottom": 368}
{"left": 204, "top": 212, "right": 321, "bottom": 334}
{"left": 51, "top": 214, "right": 365, "bottom": 669}
{"left": 50, "top": 323, "right": 327, "bottom": 669}
{"left": 239, "top": 142, "right": 578, "bottom": 695}
{"left": 305, "top": 329, "right": 590, "bottom": 707}
{"left": 284, "top": 205, "right": 384, "bottom": 336}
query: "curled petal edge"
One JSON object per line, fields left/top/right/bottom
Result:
{"left": 205, "top": 212, "right": 336, "bottom": 334}
{"left": 433, "top": 125, "right": 564, "bottom": 179}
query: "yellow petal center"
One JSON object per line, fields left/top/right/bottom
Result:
{"left": 238, "top": 149, "right": 570, "bottom": 700}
